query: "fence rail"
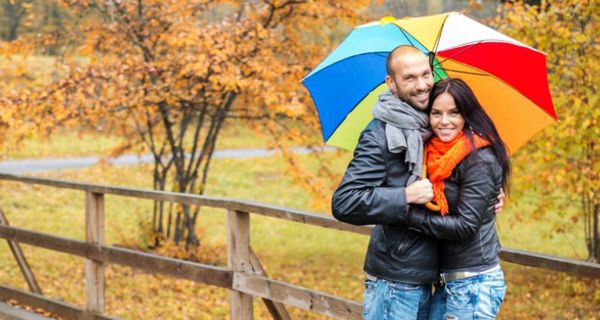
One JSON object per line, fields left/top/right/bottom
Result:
{"left": 0, "top": 173, "right": 598, "bottom": 319}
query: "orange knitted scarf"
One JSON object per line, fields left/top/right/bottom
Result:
{"left": 425, "top": 131, "right": 490, "bottom": 215}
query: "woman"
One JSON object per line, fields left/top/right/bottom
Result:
{"left": 406, "top": 78, "right": 511, "bottom": 320}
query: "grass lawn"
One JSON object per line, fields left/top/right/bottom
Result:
{"left": 0, "top": 132, "right": 598, "bottom": 318}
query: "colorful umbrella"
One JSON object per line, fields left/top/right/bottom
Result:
{"left": 302, "top": 12, "right": 557, "bottom": 154}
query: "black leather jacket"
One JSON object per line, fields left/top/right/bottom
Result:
{"left": 332, "top": 119, "right": 503, "bottom": 283}
{"left": 407, "top": 146, "right": 503, "bottom": 273}
{"left": 332, "top": 119, "right": 438, "bottom": 285}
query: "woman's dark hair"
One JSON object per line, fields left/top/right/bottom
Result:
{"left": 428, "top": 78, "right": 511, "bottom": 192}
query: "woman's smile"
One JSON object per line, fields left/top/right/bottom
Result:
{"left": 430, "top": 92, "right": 465, "bottom": 142}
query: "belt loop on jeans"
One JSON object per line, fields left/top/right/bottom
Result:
{"left": 439, "top": 264, "right": 501, "bottom": 286}
{"left": 365, "top": 272, "right": 378, "bottom": 282}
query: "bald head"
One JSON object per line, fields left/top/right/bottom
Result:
{"left": 384, "top": 45, "right": 434, "bottom": 110}
{"left": 386, "top": 45, "right": 428, "bottom": 77}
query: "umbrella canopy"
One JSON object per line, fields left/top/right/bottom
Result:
{"left": 302, "top": 12, "right": 557, "bottom": 154}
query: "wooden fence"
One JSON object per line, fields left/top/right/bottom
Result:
{"left": 0, "top": 173, "right": 598, "bottom": 319}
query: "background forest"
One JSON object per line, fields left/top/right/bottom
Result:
{"left": 0, "top": 0, "right": 598, "bottom": 319}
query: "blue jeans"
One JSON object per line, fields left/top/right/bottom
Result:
{"left": 363, "top": 277, "right": 432, "bottom": 320}
{"left": 429, "top": 269, "right": 507, "bottom": 320}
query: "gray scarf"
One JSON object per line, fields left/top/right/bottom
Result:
{"left": 372, "top": 90, "right": 432, "bottom": 185}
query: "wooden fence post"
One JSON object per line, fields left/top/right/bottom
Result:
{"left": 0, "top": 206, "right": 43, "bottom": 295}
{"left": 227, "top": 209, "right": 253, "bottom": 319}
{"left": 85, "top": 192, "right": 105, "bottom": 314}
{"left": 249, "top": 248, "right": 291, "bottom": 320}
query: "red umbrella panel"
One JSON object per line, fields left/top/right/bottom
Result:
{"left": 303, "top": 12, "right": 557, "bottom": 154}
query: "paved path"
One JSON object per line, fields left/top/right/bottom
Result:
{"left": 0, "top": 147, "right": 335, "bottom": 174}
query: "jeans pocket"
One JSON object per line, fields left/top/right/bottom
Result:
{"left": 489, "top": 281, "right": 507, "bottom": 315}
{"left": 391, "top": 281, "right": 422, "bottom": 291}
{"left": 445, "top": 278, "right": 474, "bottom": 296}
{"left": 443, "top": 279, "right": 477, "bottom": 320}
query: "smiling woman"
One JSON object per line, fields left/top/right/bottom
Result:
{"left": 429, "top": 92, "right": 465, "bottom": 142}
{"left": 426, "top": 78, "right": 510, "bottom": 189}
{"left": 405, "top": 77, "right": 512, "bottom": 319}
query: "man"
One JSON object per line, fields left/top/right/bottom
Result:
{"left": 332, "top": 45, "right": 438, "bottom": 320}
{"left": 332, "top": 45, "right": 505, "bottom": 319}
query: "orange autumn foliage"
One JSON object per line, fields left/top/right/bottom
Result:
{"left": 490, "top": 0, "right": 600, "bottom": 261}
{"left": 1, "top": 0, "right": 378, "bottom": 243}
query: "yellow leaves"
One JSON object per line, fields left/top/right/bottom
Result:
{"left": 497, "top": 0, "right": 599, "bottom": 258}
{"left": 77, "top": 42, "right": 94, "bottom": 57}
{"left": 0, "top": 39, "right": 34, "bottom": 57}
{"left": 580, "top": 119, "right": 591, "bottom": 129}
{"left": 0, "top": 0, "right": 378, "bottom": 218}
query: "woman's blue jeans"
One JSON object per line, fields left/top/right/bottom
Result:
{"left": 363, "top": 277, "right": 432, "bottom": 320}
{"left": 429, "top": 268, "right": 507, "bottom": 320}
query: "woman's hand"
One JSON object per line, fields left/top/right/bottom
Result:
{"left": 494, "top": 189, "right": 506, "bottom": 214}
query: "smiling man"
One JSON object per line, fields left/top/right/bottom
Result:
{"left": 385, "top": 46, "right": 434, "bottom": 111}
{"left": 332, "top": 45, "right": 438, "bottom": 320}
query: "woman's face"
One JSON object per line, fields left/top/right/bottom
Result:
{"left": 429, "top": 92, "right": 465, "bottom": 142}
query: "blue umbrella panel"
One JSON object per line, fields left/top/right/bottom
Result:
{"left": 302, "top": 21, "right": 446, "bottom": 150}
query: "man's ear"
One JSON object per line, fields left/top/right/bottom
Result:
{"left": 385, "top": 75, "right": 396, "bottom": 95}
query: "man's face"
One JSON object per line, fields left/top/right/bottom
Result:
{"left": 385, "top": 52, "right": 433, "bottom": 111}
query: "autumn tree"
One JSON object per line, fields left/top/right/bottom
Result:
{"left": 1, "top": 0, "right": 373, "bottom": 247}
{"left": 1, "top": 0, "right": 30, "bottom": 41}
{"left": 492, "top": 0, "right": 599, "bottom": 261}
{"left": 0, "top": 35, "right": 44, "bottom": 155}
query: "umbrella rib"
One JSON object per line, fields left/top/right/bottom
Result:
{"left": 397, "top": 27, "right": 419, "bottom": 49}
{"left": 432, "top": 66, "right": 444, "bottom": 79}
{"left": 435, "top": 40, "right": 484, "bottom": 65}
{"left": 444, "top": 59, "right": 557, "bottom": 120}
{"left": 391, "top": 22, "right": 430, "bottom": 57}
{"left": 439, "top": 68, "right": 488, "bottom": 76}
{"left": 394, "top": 25, "right": 446, "bottom": 80}
{"left": 429, "top": 14, "right": 451, "bottom": 79}
{"left": 433, "top": 40, "right": 488, "bottom": 77}
{"left": 432, "top": 14, "right": 451, "bottom": 55}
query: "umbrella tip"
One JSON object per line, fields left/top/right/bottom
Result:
{"left": 379, "top": 16, "right": 397, "bottom": 25}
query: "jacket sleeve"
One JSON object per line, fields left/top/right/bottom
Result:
{"left": 406, "top": 151, "right": 500, "bottom": 241}
{"left": 331, "top": 130, "right": 409, "bottom": 226}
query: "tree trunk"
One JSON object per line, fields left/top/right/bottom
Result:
{"left": 174, "top": 208, "right": 183, "bottom": 245}
{"left": 4, "top": 1, "right": 22, "bottom": 41}
{"left": 166, "top": 201, "right": 173, "bottom": 240}
{"left": 151, "top": 162, "right": 168, "bottom": 247}
{"left": 184, "top": 204, "right": 199, "bottom": 247}
{"left": 593, "top": 204, "right": 600, "bottom": 262}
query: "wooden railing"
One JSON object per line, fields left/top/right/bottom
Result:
{"left": 0, "top": 173, "right": 598, "bottom": 319}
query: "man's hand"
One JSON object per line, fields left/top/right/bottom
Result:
{"left": 406, "top": 179, "right": 433, "bottom": 204}
{"left": 494, "top": 189, "right": 506, "bottom": 214}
